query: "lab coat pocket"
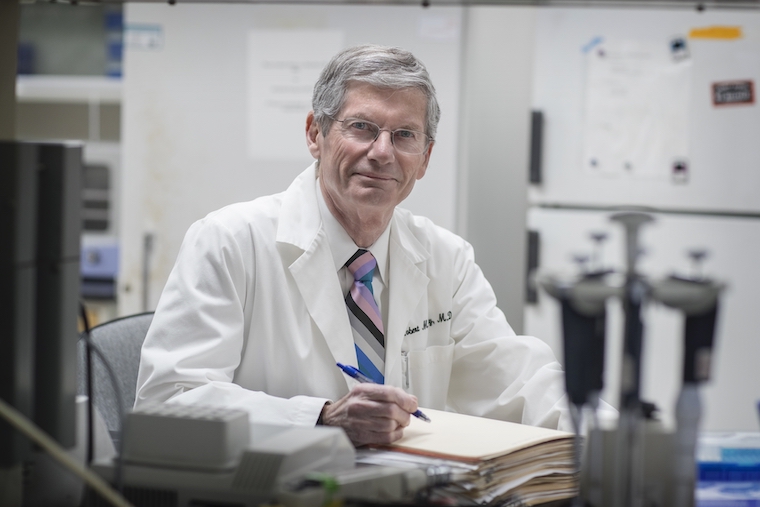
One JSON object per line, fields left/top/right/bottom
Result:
{"left": 404, "top": 338, "right": 455, "bottom": 410}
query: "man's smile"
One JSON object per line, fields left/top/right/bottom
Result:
{"left": 354, "top": 171, "right": 396, "bottom": 182}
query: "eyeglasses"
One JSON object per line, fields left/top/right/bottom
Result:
{"left": 330, "top": 117, "right": 433, "bottom": 155}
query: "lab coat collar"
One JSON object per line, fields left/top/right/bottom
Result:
{"left": 275, "top": 162, "right": 321, "bottom": 250}
{"left": 277, "top": 163, "right": 355, "bottom": 390}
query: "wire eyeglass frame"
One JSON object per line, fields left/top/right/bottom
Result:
{"left": 329, "top": 116, "right": 433, "bottom": 155}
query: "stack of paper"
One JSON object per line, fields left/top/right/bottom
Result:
{"left": 357, "top": 408, "right": 577, "bottom": 505}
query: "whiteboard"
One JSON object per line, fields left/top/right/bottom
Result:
{"left": 530, "top": 7, "right": 760, "bottom": 213}
{"left": 119, "top": 3, "right": 463, "bottom": 314}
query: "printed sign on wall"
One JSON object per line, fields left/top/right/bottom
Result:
{"left": 247, "top": 30, "right": 344, "bottom": 161}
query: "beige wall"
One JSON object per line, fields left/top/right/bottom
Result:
{"left": 459, "top": 7, "right": 535, "bottom": 333}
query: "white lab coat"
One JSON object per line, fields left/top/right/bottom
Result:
{"left": 135, "top": 163, "right": 571, "bottom": 430}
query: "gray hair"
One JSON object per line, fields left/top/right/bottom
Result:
{"left": 312, "top": 44, "right": 441, "bottom": 140}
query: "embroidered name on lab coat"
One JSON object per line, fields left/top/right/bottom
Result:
{"left": 404, "top": 311, "right": 453, "bottom": 336}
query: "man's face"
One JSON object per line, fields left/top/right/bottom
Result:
{"left": 306, "top": 82, "right": 433, "bottom": 223}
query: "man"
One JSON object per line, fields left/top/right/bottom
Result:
{"left": 134, "top": 44, "right": 570, "bottom": 446}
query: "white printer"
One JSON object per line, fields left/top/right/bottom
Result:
{"left": 90, "top": 403, "right": 439, "bottom": 507}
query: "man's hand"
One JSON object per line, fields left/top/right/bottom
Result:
{"left": 319, "top": 384, "right": 419, "bottom": 447}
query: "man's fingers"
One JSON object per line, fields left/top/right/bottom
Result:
{"left": 352, "top": 384, "right": 419, "bottom": 413}
{"left": 319, "top": 384, "right": 419, "bottom": 446}
{"left": 344, "top": 407, "right": 405, "bottom": 431}
{"left": 343, "top": 395, "right": 411, "bottom": 429}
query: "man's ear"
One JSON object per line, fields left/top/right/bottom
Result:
{"left": 306, "top": 111, "right": 321, "bottom": 159}
{"left": 416, "top": 141, "right": 434, "bottom": 180}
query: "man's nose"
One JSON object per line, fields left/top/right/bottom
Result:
{"left": 368, "top": 130, "right": 396, "bottom": 162}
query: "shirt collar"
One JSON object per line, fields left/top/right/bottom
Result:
{"left": 316, "top": 177, "right": 390, "bottom": 283}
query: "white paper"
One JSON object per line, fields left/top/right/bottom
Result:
{"left": 355, "top": 448, "right": 479, "bottom": 473}
{"left": 582, "top": 40, "right": 692, "bottom": 180}
{"left": 246, "top": 30, "right": 344, "bottom": 160}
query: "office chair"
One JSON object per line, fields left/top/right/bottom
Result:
{"left": 77, "top": 312, "right": 154, "bottom": 445}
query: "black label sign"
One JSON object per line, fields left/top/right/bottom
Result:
{"left": 713, "top": 81, "right": 754, "bottom": 106}
{"left": 404, "top": 311, "right": 453, "bottom": 337}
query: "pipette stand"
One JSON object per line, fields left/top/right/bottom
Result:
{"left": 539, "top": 211, "right": 724, "bottom": 507}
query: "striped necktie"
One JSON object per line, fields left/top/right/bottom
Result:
{"left": 345, "top": 249, "right": 385, "bottom": 384}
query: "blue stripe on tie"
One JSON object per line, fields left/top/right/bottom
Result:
{"left": 355, "top": 345, "right": 385, "bottom": 384}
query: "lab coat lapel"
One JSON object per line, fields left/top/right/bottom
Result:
{"left": 276, "top": 164, "right": 355, "bottom": 389}
{"left": 384, "top": 214, "right": 430, "bottom": 387}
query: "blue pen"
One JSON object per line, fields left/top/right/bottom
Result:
{"left": 336, "top": 362, "right": 431, "bottom": 423}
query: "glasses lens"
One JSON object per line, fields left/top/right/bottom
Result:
{"left": 392, "top": 130, "right": 427, "bottom": 154}
{"left": 342, "top": 119, "right": 379, "bottom": 143}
